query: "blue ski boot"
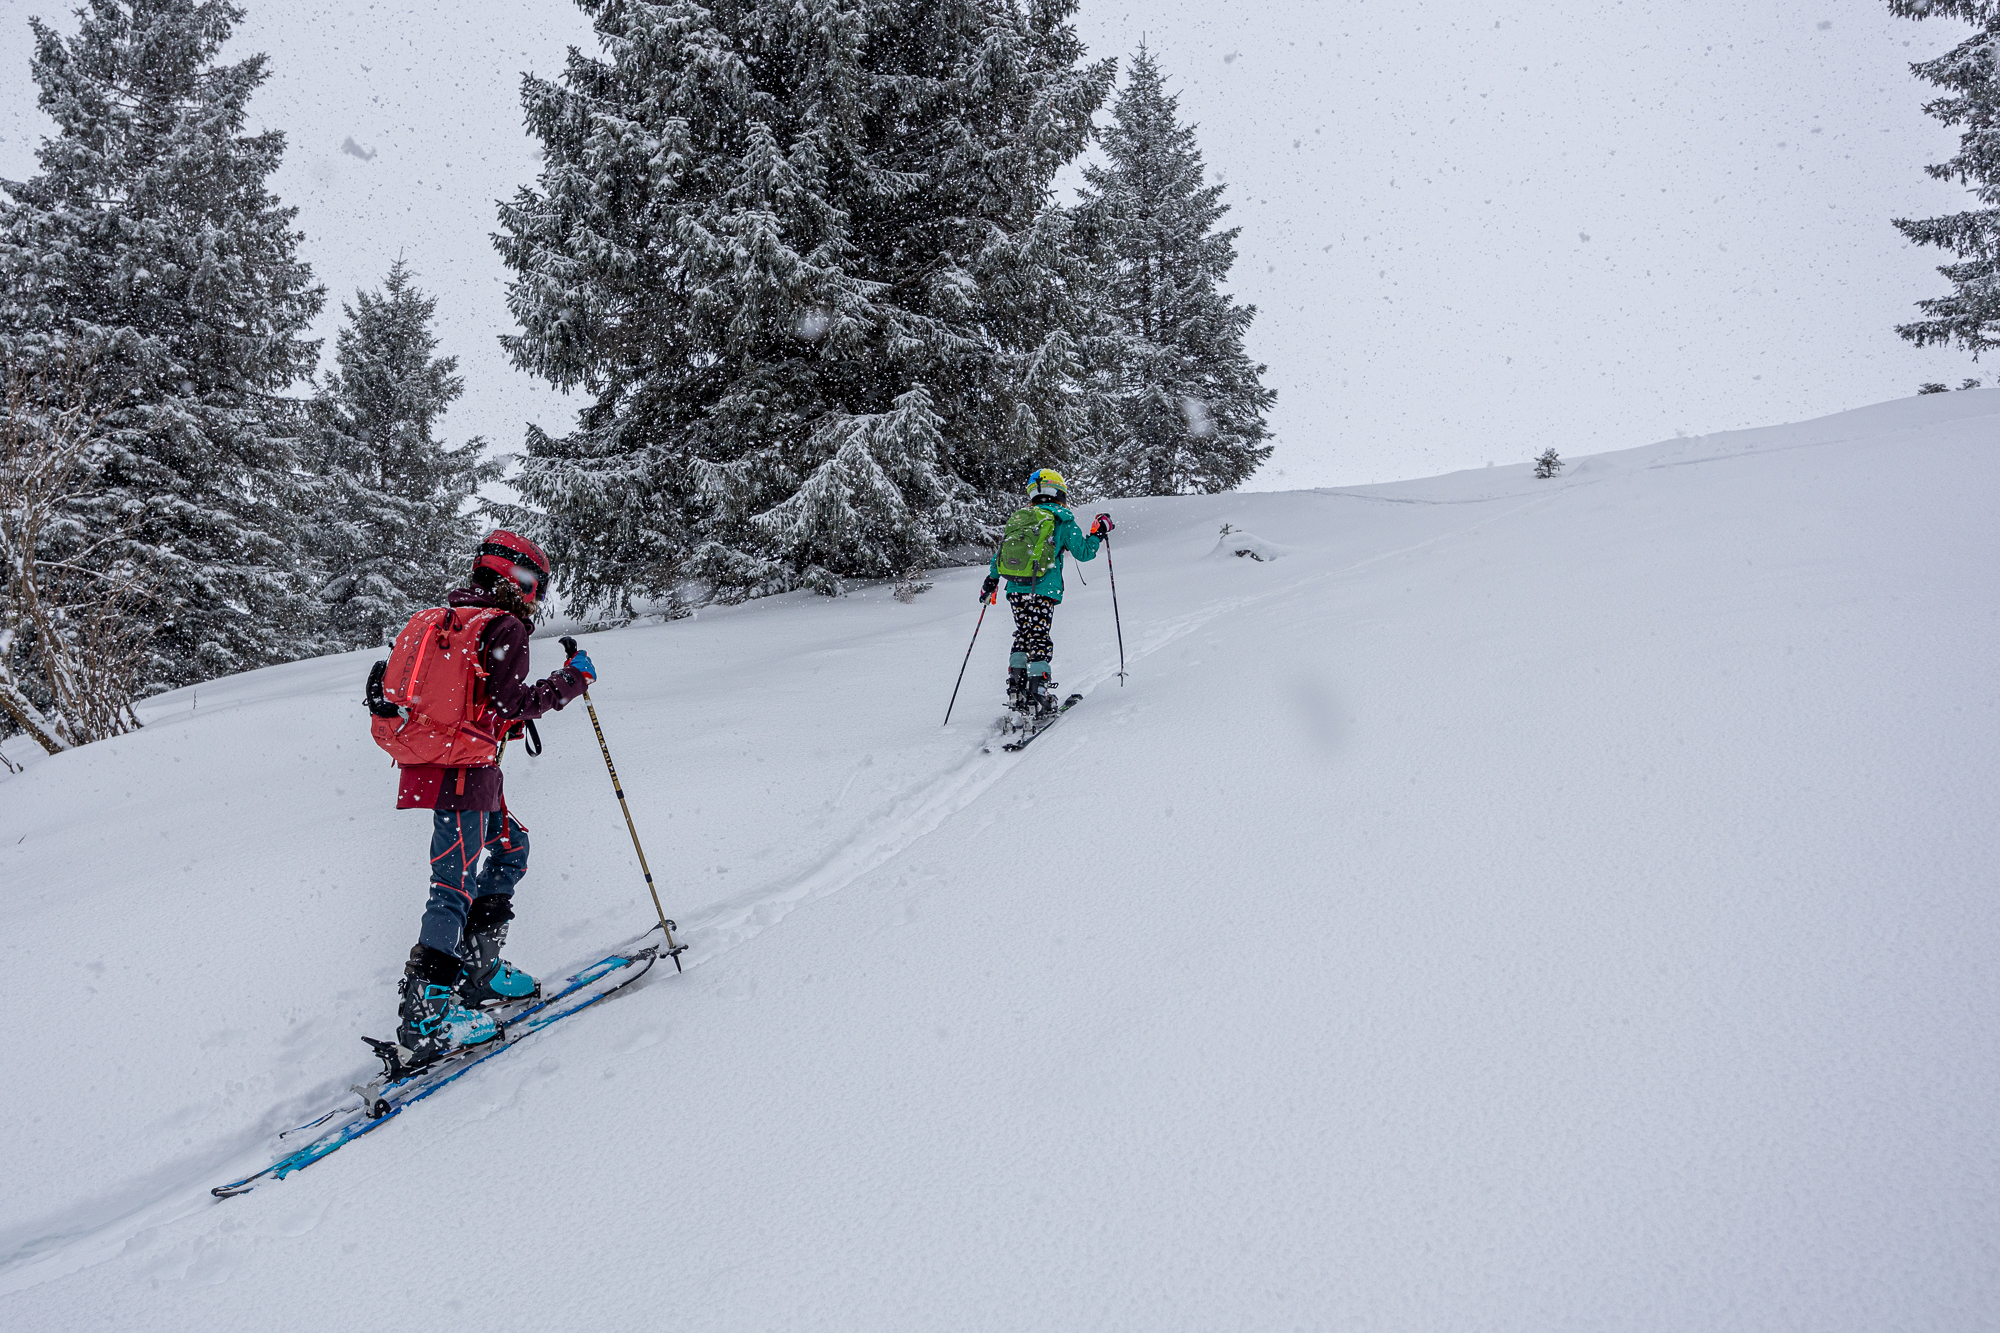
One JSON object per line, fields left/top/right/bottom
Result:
{"left": 397, "top": 943, "right": 497, "bottom": 1065}
{"left": 457, "top": 895, "right": 540, "bottom": 1008}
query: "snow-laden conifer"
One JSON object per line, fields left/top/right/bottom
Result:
{"left": 1891, "top": 1, "right": 2000, "bottom": 356}
{"left": 0, "top": 0, "right": 325, "bottom": 689}
{"left": 1076, "top": 46, "right": 1273, "bottom": 496}
{"left": 306, "top": 261, "right": 499, "bottom": 649}
{"left": 496, "top": 0, "right": 1113, "bottom": 616}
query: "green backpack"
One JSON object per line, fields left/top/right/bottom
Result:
{"left": 996, "top": 505, "right": 1058, "bottom": 581}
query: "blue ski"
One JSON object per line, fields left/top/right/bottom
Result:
{"left": 212, "top": 946, "right": 659, "bottom": 1198}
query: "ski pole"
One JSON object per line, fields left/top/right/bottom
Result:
{"left": 1099, "top": 523, "right": 1127, "bottom": 685}
{"left": 561, "top": 636, "right": 685, "bottom": 971}
{"left": 943, "top": 589, "right": 996, "bottom": 726}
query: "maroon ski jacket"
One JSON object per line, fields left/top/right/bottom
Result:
{"left": 395, "top": 588, "right": 591, "bottom": 812}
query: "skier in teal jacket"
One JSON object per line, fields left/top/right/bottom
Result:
{"left": 980, "top": 467, "right": 1112, "bottom": 715}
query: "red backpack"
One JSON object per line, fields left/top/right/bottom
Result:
{"left": 369, "top": 606, "right": 509, "bottom": 767}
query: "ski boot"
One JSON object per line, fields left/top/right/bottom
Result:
{"left": 1005, "top": 665, "right": 1029, "bottom": 714}
{"left": 457, "top": 894, "right": 540, "bottom": 1008}
{"left": 396, "top": 943, "right": 498, "bottom": 1067}
{"left": 1026, "top": 662, "right": 1059, "bottom": 719}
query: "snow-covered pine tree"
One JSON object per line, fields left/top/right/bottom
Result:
{"left": 0, "top": 0, "right": 324, "bottom": 690}
{"left": 1075, "top": 45, "right": 1274, "bottom": 497}
{"left": 306, "top": 261, "right": 499, "bottom": 649}
{"left": 1890, "top": 1, "right": 2000, "bottom": 357}
{"left": 495, "top": 0, "right": 1113, "bottom": 616}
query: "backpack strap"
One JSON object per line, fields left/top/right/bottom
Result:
{"left": 460, "top": 606, "right": 511, "bottom": 711}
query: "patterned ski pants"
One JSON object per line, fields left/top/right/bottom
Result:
{"left": 420, "top": 807, "right": 530, "bottom": 956}
{"left": 1007, "top": 592, "right": 1057, "bottom": 663}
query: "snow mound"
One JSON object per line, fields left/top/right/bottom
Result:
{"left": 1206, "top": 527, "right": 1295, "bottom": 561}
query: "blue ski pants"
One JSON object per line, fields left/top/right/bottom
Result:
{"left": 420, "top": 807, "right": 530, "bottom": 956}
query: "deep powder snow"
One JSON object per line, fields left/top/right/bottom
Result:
{"left": 2, "top": 392, "right": 1997, "bottom": 1329}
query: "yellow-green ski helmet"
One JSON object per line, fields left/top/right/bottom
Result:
{"left": 1027, "top": 467, "right": 1068, "bottom": 501}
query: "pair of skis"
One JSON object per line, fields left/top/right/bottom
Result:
{"left": 212, "top": 941, "right": 661, "bottom": 1198}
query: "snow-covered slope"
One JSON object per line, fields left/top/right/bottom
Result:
{"left": 3, "top": 392, "right": 1998, "bottom": 1330}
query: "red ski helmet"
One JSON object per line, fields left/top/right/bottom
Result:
{"left": 473, "top": 529, "right": 551, "bottom": 604}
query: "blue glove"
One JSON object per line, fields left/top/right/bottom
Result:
{"left": 559, "top": 637, "right": 597, "bottom": 683}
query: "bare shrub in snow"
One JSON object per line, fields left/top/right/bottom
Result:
{"left": 892, "top": 568, "right": 933, "bottom": 603}
{"left": 0, "top": 353, "right": 152, "bottom": 753}
{"left": 1534, "top": 448, "right": 1565, "bottom": 479}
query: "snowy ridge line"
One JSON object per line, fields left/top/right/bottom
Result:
{"left": 1636, "top": 417, "right": 1983, "bottom": 472}
{"left": 0, "top": 931, "right": 665, "bottom": 1296}
{"left": 1312, "top": 396, "right": 2000, "bottom": 501}
{"left": 1306, "top": 488, "right": 1517, "bottom": 507}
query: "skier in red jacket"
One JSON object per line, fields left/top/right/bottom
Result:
{"left": 378, "top": 531, "right": 595, "bottom": 1063}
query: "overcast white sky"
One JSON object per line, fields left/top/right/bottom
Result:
{"left": 0, "top": 0, "right": 1982, "bottom": 487}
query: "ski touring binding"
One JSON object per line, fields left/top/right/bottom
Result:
{"left": 987, "top": 691, "right": 1083, "bottom": 752}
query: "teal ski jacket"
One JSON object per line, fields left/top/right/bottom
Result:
{"left": 988, "top": 502, "right": 1101, "bottom": 603}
